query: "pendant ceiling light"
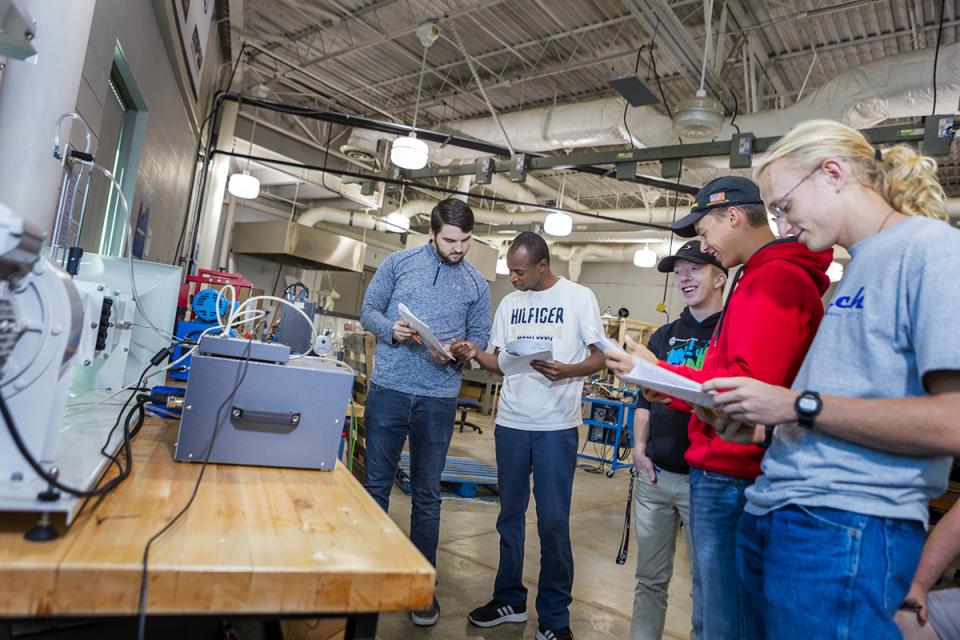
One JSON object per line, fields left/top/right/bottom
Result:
{"left": 227, "top": 171, "right": 260, "bottom": 199}
{"left": 673, "top": 0, "right": 725, "bottom": 140}
{"left": 391, "top": 21, "right": 439, "bottom": 171}
{"left": 633, "top": 247, "right": 657, "bottom": 268}
{"left": 390, "top": 134, "right": 429, "bottom": 170}
{"left": 228, "top": 107, "right": 261, "bottom": 199}
{"left": 384, "top": 211, "right": 411, "bottom": 233}
{"left": 543, "top": 174, "right": 573, "bottom": 237}
{"left": 674, "top": 90, "right": 724, "bottom": 139}
{"left": 543, "top": 211, "right": 573, "bottom": 237}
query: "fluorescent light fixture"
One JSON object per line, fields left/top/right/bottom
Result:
{"left": 496, "top": 258, "right": 509, "bottom": 275}
{"left": 227, "top": 171, "right": 260, "bottom": 199}
{"left": 384, "top": 211, "right": 410, "bottom": 233}
{"left": 543, "top": 211, "right": 573, "bottom": 237}
{"left": 390, "top": 134, "right": 429, "bottom": 170}
{"left": 827, "top": 261, "right": 844, "bottom": 283}
{"left": 633, "top": 247, "right": 657, "bottom": 268}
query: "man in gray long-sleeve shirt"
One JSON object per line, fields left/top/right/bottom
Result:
{"left": 359, "top": 198, "right": 491, "bottom": 627}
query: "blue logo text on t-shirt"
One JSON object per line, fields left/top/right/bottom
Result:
{"left": 511, "top": 306, "right": 565, "bottom": 324}
{"left": 827, "top": 286, "right": 865, "bottom": 316}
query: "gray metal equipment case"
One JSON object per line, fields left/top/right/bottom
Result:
{"left": 174, "top": 337, "right": 353, "bottom": 471}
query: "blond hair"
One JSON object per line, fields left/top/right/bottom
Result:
{"left": 755, "top": 119, "right": 948, "bottom": 221}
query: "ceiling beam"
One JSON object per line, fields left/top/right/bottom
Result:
{"left": 388, "top": 46, "right": 650, "bottom": 115}
{"left": 246, "top": 0, "right": 403, "bottom": 59}
{"left": 624, "top": 0, "right": 746, "bottom": 104}
{"left": 295, "top": 0, "right": 513, "bottom": 69}
{"left": 353, "top": 14, "right": 637, "bottom": 96}
{"left": 766, "top": 17, "right": 960, "bottom": 63}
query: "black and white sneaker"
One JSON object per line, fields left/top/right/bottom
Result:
{"left": 536, "top": 625, "right": 574, "bottom": 640}
{"left": 410, "top": 596, "right": 439, "bottom": 626}
{"left": 467, "top": 598, "right": 528, "bottom": 627}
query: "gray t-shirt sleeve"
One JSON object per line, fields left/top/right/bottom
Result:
{"left": 577, "top": 288, "right": 605, "bottom": 347}
{"left": 909, "top": 244, "right": 960, "bottom": 384}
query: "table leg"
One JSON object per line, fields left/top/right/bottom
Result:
{"left": 262, "top": 619, "right": 284, "bottom": 640}
{"left": 344, "top": 613, "right": 378, "bottom": 640}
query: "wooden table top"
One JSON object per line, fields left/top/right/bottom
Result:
{"left": 0, "top": 417, "right": 434, "bottom": 617}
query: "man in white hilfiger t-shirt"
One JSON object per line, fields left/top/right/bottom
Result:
{"left": 450, "top": 231, "right": 606, "bottom": 640}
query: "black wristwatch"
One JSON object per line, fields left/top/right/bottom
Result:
{"left": 794, "top": 391, "right": 822, "bottom": 430}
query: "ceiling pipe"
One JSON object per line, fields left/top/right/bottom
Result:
{"left": 555, "top": 244, "right": 656, "bottom": 282}
{"left": 486, "top": 173, "right": 540, "bottom": 211}
{"left": 296, "top": 205, "right": 392, "bottom": 232}
{"left": 522, "top": 173, "right": 586, "bottom": 210}
{"left": 454, "top": 174, "right": 473, "bottom": 202}
{"left": 292, "top": 195, "right": 960, "bottom": 266}
{"left": 431, "top": 42, "right": 960, "bottom": 160}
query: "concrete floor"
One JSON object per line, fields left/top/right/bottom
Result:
{"left": 376, "top": 411, "right": 693, "bottom": 640}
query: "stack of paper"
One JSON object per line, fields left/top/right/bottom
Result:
{"left": 397, "top": 303, "right": 454, "bottom": 361}
{"left": 596, "top": 335, "right": 714, "bottom": 407}
{"left": 497, "top": 339, "right": 554, "bottom": 376}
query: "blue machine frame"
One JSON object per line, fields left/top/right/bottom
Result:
{"left": 579, "top": 390, "right": 637, "bottom": 477}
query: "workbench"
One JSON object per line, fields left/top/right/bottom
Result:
{"left": 0, "top": 417, "right": 435, "bottom": 638}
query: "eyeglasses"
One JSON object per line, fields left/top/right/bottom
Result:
{"left": 767, "top": 165, "right": 821, "bottom": 220}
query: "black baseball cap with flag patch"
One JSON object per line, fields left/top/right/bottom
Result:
{"left": 670, "top": 176, "right": 764, "bottom": 238}
{"left": 657, "top": 240, "right": 728, "bottom": 274}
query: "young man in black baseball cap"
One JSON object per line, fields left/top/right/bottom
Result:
{"left": 608, "top": 175, "right": 831, "bottom": 639}
{"left": 629, "top": 241, "right": 726, "bottom": 640}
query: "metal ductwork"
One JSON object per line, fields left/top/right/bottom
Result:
{"left": 301, "top": 197, "right": 687, "bottom": 228}
{"left": 231, "top": 220, "right": 367, "bottom": 272}
{"left": 296, "top": 206, "right": 390, "bottom": 232}
{"left": 553, "top": 244, "right": 655, "bottom": 282}
{"left": 432, "top": 42, "right": 960, "bottom": 159}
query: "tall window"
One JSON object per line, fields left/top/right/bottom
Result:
{"left": 79, "top": 45, "right": 146, "bottom": 256}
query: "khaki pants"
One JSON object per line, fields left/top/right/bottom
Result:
{"left": 629, "top": 468, "right": 696, "bottom": 640}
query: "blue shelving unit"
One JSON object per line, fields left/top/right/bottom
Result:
{"left": 579, "top": 391, "right": 637, "bottom": 477}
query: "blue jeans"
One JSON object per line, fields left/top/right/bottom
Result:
{"left": 688, "top": 468, "right": 756, "bottom": 640}
{"left": 493, "top": 425, "right": 578, "bottom": 630}
{"left": 738, "top": 505, "right": 925, "bottom": 639}
{"left": 363, "top": 383, "right": 457, "bottom": 567}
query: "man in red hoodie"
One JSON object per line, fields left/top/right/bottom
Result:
{"left": 609, "top": 176, "right": 831, "bottom": 640}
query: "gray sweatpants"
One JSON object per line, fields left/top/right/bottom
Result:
{"left": 629, "top": 468, "right": 699, "bottom": 640}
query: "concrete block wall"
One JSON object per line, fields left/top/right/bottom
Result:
{"left": 73, "top": 0, "right": 222, "bottom": 265}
